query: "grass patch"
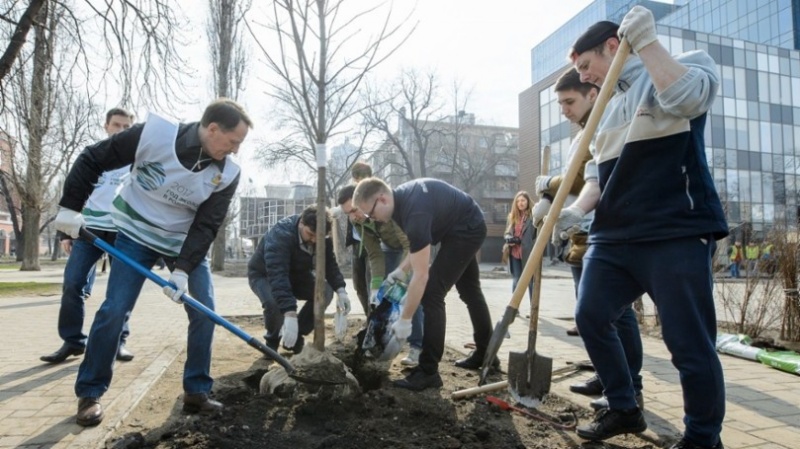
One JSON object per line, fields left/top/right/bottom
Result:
{"left": 0, "top": 282, "right": 61, "bottom": 297}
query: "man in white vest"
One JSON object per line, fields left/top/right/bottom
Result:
{"left": 41, "top": 108, "right": 136, "bottom": 365}
{"left": 54, "top": 99, "right": 251, "bottom": 427}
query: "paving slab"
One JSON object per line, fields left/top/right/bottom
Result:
{"left": 0, "top": 263, "right": 797, "bottom": 448}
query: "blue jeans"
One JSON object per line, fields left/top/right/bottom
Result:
{"left": 382, "top": 245, "right": 424, "bottom": 349}
{"left": 249, "top": 277, "right": 333, "bottom": 341}
{"left": 577, "top": 236, "right": 724, "bottom": 447}
{"left": 75, "top": 232, "right": 216, "bottom": 398}
{"left": 729, "top": 261, "right": 740, "bottom": 278}
{"left": 59, "top": 233, "right": 130, "bottom": 350}
{"left": 509, "top": 256, "right": 533, "bottom": 300}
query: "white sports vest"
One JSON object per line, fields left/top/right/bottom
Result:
{"left": 112, "top": 113, "right": 239, "bottom": 256}
{"left": 83, "top": 166, "right": 129, "bottom": 231}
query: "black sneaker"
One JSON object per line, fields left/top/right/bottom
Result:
{"left": 570, "top": 374, "right": 603, "bottom": 396}
{"left": 454, "top": 351, "right": 501, "bottom": 372}
{"left": 282, "top": 336, "right": 305, "bottom": 354}
{"left": 669, "top": 438, "right": 724, "bottom": 449}
{"left": 590, "top": 392, "right": 644, "bottom": 411}
{"left": 576, "top": 408, "right": 647, "bottom": 441}
{"left": 393, "top": 368, "right": 443, "bottom": 391}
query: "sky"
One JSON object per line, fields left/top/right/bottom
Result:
{"left": 175, "top": 0, "right": 602, "bottom": 187}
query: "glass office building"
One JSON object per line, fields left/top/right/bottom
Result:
{"left": 520, "top": 0, "right": 800, "bottom": 235}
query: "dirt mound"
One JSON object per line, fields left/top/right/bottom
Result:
{"left": 106, "top": 316, "right": 656, "bottom": 449}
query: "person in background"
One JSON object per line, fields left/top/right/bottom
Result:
{"left": 55, "top": 99, "right": 252, "bottom": 427}
{"left": 337, "top": 184, "right": 422, "bottom": 365}
{"left": 353, "top": 177, "right": 496, "bottom": 391}
{"left": 729, "top": 241, "right": 742, "bottom": 279}
{"left": 41, "top": 108, "right": 136, "bottom": 365}
{"left": 745, "top": 240, "right": 759, "bottom": 276}
{"left": 561, "top": 8, "right": 727, "bottom": 448}
{"left": 247, "top": 205, "right": 350, "bottom": 355}
{"left": 503, "top": 191, "right": 535, "bottom": 303}
{"left": 346, "top": 161, "right": 373, "bottom": 315}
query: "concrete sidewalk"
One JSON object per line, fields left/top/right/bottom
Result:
{"left": 0, "top": 264, "right": 798, "bottom": 448}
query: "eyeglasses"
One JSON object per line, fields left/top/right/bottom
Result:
{"left": 365, "top": 196, "right": 380, "bottom": 219}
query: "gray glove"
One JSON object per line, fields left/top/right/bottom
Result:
{"left": 619, "top": 5, "right": 658, "bottom": 53}
{"left": 531, "top": 199, "right": 551, "bottom": 228}
{"left": 551, "top": 205, "right": 585, "bottom": 245}
{"left": 534, "top": 176, "right": 552, "bottom": 197}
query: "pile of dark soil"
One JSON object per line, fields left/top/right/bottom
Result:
{"left": 107, "top": 316, "right": 656, "bottom": 449}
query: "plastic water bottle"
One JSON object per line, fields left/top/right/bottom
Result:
{"left": 385, "top": 280, "right": 408, "bottom": 304}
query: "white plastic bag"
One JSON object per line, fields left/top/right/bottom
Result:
{"left": 334, "top": 310, "right": 348, "bottom": 341}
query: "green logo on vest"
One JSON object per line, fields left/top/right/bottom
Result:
{"left": 136, "top": 161, "right": 166, "bottom": 191}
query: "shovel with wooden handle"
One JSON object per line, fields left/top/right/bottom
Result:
{"left": 507, "top": 145, "right": 552, "bottom": 398}
{"left": 478, "top": 38, "right": 632, "bottom": 387}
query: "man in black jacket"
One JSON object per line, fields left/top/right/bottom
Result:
{"left": 248, "top": 206, "right": 350, "bottom": 353}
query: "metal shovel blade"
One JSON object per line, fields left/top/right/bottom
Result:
{"left": 79, "top": 228, "right": 345, "bottom": 387}
{"left": 507, "top": 350, "right": 552, "bottom": 400}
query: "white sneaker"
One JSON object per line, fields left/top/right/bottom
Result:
{"left": 400, "top": 347, "right": 421, "bottom": 366}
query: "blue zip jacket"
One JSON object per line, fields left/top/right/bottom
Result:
{"left": 587, "top": 51, "right": 728, "bottom": 243}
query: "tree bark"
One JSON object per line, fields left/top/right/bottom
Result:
{"left": 0, "top": 0, "right": 47, "bottom": 82}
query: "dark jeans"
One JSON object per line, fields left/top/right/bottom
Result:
{"left": 418, "top": 220, "right": 493, "bottom": 375}
{"left": 59, "top": 230, "right": 129, "bottom": 350}
{"left": 571, "top": 263, "right": 643, "bottom": 394}
{"left": 508, "top": 256, "right": 533, "bottom": 300}
{"left": 249, "top": 276, "right": 333, "bottom": 342}
{"left": 577, "top": 236, "right": 724, "bottom": 447}
{"left": 352, "top": 244, "right": 370, "bottom": 315}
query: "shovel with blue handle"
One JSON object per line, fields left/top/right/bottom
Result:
{"left": 79, "top": 227, "right": 345, "bottom": 386}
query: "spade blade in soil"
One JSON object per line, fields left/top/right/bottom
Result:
{"left": 507, "top": 350, "right": 552, "bottom": 400}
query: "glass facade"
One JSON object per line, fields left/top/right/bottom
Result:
{"left": 659, "top": 0, "right": 795, "bottom": 49}
{"left": 536, "top": 25, "right": 800, "bottom": 232}
{"left": 531, "top": 0, "right": 678, "bottom": 84}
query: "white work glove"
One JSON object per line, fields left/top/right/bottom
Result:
{"left": 384, "top": 267, "right": 406, "bottom": 286}
{"left": 281, "top": 314, "right": 299, "bottom": 349}
{"left": 619, "top": 5, "right": 658, "bottom": 53}
{"left": 551, "top": 205, "right": 586, "bottom": 245}
{"left": 391, "top": 317, "right": 413, "bottom": 341}
{"left": 534, "top": 176, "right": 553, "bottom": 197}
{"left": 531, "top": 199, "right": 551, "bottom": 228}
{"left": 162, "top": 269, "right": 189, "bottom": 304}
{"left": 336, "top": 288, "right": 351, "bottom": 315}
{"left": 54, "top": 207, "right": 85, "bottom": 239}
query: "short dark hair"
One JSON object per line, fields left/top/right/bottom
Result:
{"left": 569, "top": 20, "right": 619, "bottom": 59}
{"left": 106, "top": 107, "right": 134, "bottom": 124}
{"left": 554, "top": 68, "right": 597, "bottom": 96}
{"left": 350, "top": 161, "right": 373, "bottom": 181}
{"left": 300, "top": 205, "right": 332, "bottom": 235}
{"left": 337, "top": 184, "right": 356, "bottom": 205}
{"left": 201, "top": 98, "right": 253, "bottom": 131}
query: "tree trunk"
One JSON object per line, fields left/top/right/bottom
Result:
{"left": 19, "top": 3, "right": 51, "bottom": 272}
{"left": 210, "top": 218, "right": 229, "bottom": 272}
{"left": 20, "top": 207, "right": 40, "bottom": 270}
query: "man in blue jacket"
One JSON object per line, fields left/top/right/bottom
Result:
{"left": 247, "top": 205, "right": 350, "bottom": 353}
{"left": 555, "top": 7, "right": 728, "bottom": 449}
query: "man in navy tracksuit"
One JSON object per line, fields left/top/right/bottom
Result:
{"left": 555, "top": 7, "right": 728, "bottom": 449}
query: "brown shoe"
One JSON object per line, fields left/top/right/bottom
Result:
{"left": 183, "top": 393, "right": 223, "bottom": 415}
{"left": 76, "top": 397, "right": 103, "bottom": 427}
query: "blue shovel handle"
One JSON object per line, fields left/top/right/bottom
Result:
{"left": 78, "top": 228, "right": 297, "bottom": 376}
